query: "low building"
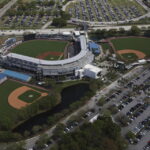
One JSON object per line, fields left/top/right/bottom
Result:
{"left": 76, "top": 64, "right": 102, "bottom": 79}
{"left": 73, "top": 31, "right": 80, "bottom": 37}
{"left": 0, "top": 73, "right": 7, "bottom": 84}
{"left": 2, "top": 70, "right": 31, "bottom": 82}
{"left": 75, "top": 69, "right": 84, "bottom": 79}
{"left": 4, "top": 38, "right": 16, "bottom": 47}
{"left": 62, "top": 32, "right": 71, "bottom": 36}
{"left": 84, "top": 64, "right": 102, "bottom": 79}
{"left": 138, "top": 59, "right": 146, "bottom": 64}
{"left": 88, "top": 42, "right": 101, "bottom": 55}
{"left": 89, "top": 114, "right": 99, "bottom": 123}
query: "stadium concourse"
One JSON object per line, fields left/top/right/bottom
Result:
{"left": 0, "top": 32, "right": 102, "bottom": 79}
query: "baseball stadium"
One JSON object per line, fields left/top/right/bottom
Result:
{"left": 108, "top": 37, "right": 150, "bottom": 62}
{"left": 0, "top": 33, "right": 98, "bottom": 77}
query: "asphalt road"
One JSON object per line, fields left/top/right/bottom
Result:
{"left": 0, "top": 24, "right": 150, "bottom": 36}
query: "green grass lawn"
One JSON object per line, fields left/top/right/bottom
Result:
{"left": 18, "top": 90, "right": 41, "bottom": 103}
{"left": 12, "top": 40, "right": 68, "bottom": 60}
{"left": 101, "top": 43, "right": 112, "bottom": 51}
{"left": 0, "top": 79, "right": 48, "bottom": 127}
{"left": 121, "top": 53, "right": 138, "bottom": 61}
{"left": 0, "top": 80, "right": 21, "bottom": 123}
{"left": 111, "top": 37, "right": 150, "bottom": 56}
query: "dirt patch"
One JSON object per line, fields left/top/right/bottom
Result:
{"left": 41, "top": 93, "right": 48, "bottom": 97}
{"left": 36, "top": 51, "right": 63, "bottom": 59}
{"left": 117, "top": 49, "right": 146, "bottom": 59}
{"left": 8, "top": 86, "right": 48, "bottom": 109}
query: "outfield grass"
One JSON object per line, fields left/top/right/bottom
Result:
{"left": 18, "top": 90, "right": 41, "bottom": 103}
{"left": 101, "top": 43, "right": 112, "bottom": 51}
{"left": 111, "top": 37, "right": 150, "bottom": 56}
{"left": 0, "top": 80, "right": 48, "bottom": 126}
{"left": 12, "top": 40, "right": 68, "bottom": 60}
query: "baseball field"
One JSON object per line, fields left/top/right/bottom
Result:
{"left": 11, "top": 40, "right": 69, "bottom": 60}
{"left": 110, "top": 37, "right": 150, "bottom": 61}
{"left": 0, "top": 79, "right": 49, "bottom": 127}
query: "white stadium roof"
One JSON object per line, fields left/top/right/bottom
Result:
{"left": 7, "top": 36, "right": 88, "bottom": 66}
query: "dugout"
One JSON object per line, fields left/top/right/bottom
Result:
{"left": 24, "top": 34, "right": 36, "bottom": 41}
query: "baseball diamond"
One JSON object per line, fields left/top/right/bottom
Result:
{"left": 0, "top": 79, "right": 49, "bottom": 125}
{"left": 109, "top": 37, "right": 150, "bottom": 61}
{"left": 117, "top": 49, "right": 146, "bottom": 59}
{"left": 8, "top": 86, "right": 48, "bottom": 109}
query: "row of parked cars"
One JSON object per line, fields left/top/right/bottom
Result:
{"left": 143, "top": 141, "right": 150, "bottom": 150}
{"left": 2, "top": 15, "right": 51, "bottom": 28}
{"left": 64, "top": 110, "right": 94, "bottom": 134}
{"left": 127, "top": 103, "right": 149, "bottom": 123}
{"left": 67, "top": 0, "right": 145, "bottom": 22}
{"left": 128, "top": 116, "right": 150, "bottom": 145}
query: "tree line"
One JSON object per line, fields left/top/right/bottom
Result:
{"left": 51, "top": 117, "right": 127, "bottom": 150}
{"left": 89, "top": 26, "right": 150, "bottom": 40}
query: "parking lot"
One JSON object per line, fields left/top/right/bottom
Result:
{"left": 110, "top": 67, "right": 150, "bottom": 150}
{"left": 51, "top": 65, "right": 150, "bottom": 149}
{"left": 0, "top": 0, "right": 63, "bottom": 29}
{"left": 59, "top": 65, "right": 150, "bottom": 150}
{"left": 84, "top": 65, "right": 150, "bottom": 150}
{"left": 66, "top": 0, "right": 146, "bottom": 22}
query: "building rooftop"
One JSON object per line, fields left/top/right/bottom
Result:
{"left": 0, "top": 73, "right": 6, "bottom": 80}
{"left": 88, "top": 42, "right": 100, "bottom": 54}
{"left": 84, "top": 64, "right": 102, "bottom": 73}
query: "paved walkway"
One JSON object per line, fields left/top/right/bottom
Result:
{"left": 0, "top": 0, "right": 18, "bottom": 18}
{"left": 41, "top": 21, "right": 52, "bottom": 29}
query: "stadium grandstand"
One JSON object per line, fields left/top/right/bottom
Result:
{"left": 0, "top": 34, "right": 96, "bottom": 77}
